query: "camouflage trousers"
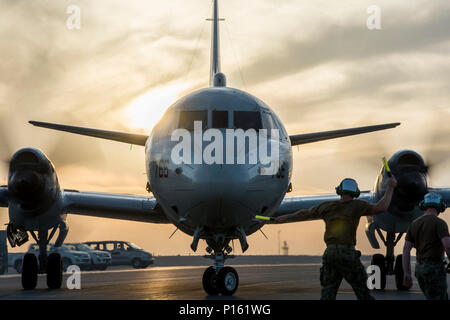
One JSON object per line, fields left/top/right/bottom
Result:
{"left": 415, "top": 261, "right": 448, "bottom": 300}
{"left": 320, "top": 247, "right": 374, "bottom": 300}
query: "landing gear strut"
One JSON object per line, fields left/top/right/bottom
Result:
{"left": 371, "top": 230, "right": 407, "bottom": 291}
{"left": 20, "top": 222, "right": 68, "bottom": 290}
{"left": 198, "top": 229, "right": 247, "bottom": 296}
{"left": 202, "top": 250, "right": 239, "bottom": 296}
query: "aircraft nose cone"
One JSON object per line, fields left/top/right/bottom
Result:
{"left": 191, "top": 164, "right": 251, "bottom": 228}
{"left": 397, "top": 174, "right": 427, "bottom": 202}
{"left": 196, "top": 165, "right": 248, "bottom": 200}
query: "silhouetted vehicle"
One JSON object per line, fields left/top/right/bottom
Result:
{"left": 8, "top": 243, "right": 91, "bottom": 273}
{"left": 65, "top": 243, "right": 112, "bottom": 270}
{"left": 83, "top": 241, "right": 154, "bottom": 268}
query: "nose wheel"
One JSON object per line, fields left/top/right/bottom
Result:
{"left": 202, "top": 266, "right": 219, "bottom": 295}
{"left": 199, "top": 232, "right": 246, "bottom": 296}
{"left": 217, "top": 267, "right": 239, "bottom": 295}
{"left": 202, "top": 266, "right": 239, "bottom": 296}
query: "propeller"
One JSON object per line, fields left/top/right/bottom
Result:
{"left": 421, "top": 127, "right": 450, "bottom": 179}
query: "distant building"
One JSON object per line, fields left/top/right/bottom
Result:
{"left": 282, "top": 241, "right": 289, "bottom": 256}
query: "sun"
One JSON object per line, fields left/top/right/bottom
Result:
{"left": 123, "top": 82, "right": 189, "bottom": 132}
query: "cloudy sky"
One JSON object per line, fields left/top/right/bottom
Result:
{"left": 1, "top": 0, "right": 450, "bottom": 255}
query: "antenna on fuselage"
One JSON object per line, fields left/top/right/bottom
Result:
{"left": 208, "top": 0, "right": 226, "bottom": 87}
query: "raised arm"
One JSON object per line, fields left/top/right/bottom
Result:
{"left": 368, "top": 176, "right": 397, "bottom": 215}
{"left": 274, "top": 206, "right": 322, "bottom": 224}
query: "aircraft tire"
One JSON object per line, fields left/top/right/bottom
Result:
{"left": 202, "top": 266, "right": 219, "bottom": 295}
{"left": 217, "top": 267, "right": 239, "bottom": 296}
{"left": 371, "top": 254, "right": 386, "bottom": 290}
{"left": 394, "top": 254, "right": 409, "bottom": 291}
{"left": 22, "top": 253, "right": 38, "bottom": 290}
{"left": 47, "top": 253, "right": 63, "bottom": 289}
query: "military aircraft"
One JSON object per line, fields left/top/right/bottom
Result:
{"left": 1, "top": 0, "right": 448, "bottom": 295}
{"left": 364, "top": 150, "right": 450, "bottom": 290}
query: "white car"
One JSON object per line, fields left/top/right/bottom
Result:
{"left": 9, "top": 243, "right": 91, "bottom": 273}
{"left": 65, "top": 243, "right": 111, "bottom": 270}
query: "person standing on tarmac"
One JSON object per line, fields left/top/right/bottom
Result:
{"left": 402, "top": 192, "right": 450, "bottom": 300}
{"left": 275, "top": 176, "right": 397, "bottom": 300}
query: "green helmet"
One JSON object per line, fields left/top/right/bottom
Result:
{"left": 419, "top": 192, "right": 446, "bottom": 213}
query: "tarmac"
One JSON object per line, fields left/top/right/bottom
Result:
{"left": 0, "top": 256, "right": 447, "bottom": 300}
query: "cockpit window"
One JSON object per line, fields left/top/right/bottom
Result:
{"left": 233, "top": 111, "right": 262, "bottom": 130}
{"left": 261, "top": 112, "right": 278, "bottom": 137}
{"left": 271, "top": 113, "right": 288, "bottom": 140}
{"left": 212, "top": 111, "right": 228, "bottom": 128}
{"left": 178, "top": 110, "right": 208, "bottom": 131}
{"left": 262, "top": 112, "right": 276, "bottom": 130}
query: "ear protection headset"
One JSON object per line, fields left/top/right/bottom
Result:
{"left": 336, "top": 178, "right": 360, "bottom": 198}
{"left": 419, "top": 192, "right": 446, "bottom": 213}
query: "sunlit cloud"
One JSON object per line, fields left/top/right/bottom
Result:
{"left": 122, "top": 82, "right": 191, "bottom": 131}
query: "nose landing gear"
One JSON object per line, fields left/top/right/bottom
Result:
{"left": 370, "top": 231, "right": 408, "bottom": 291}
{"left": 202, "top": 251, "right": 239, "bottom": 296}
{"left": 217, "top": 267, "right": 239, "bottom": 295}
{"left": 200, "top": 231, "right": 247, "bottom": 296}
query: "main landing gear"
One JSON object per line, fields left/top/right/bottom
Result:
{"left": 370, "top": 231, "right": 409, "bottom": 291}
{"left": 10, "top": 222, "right": 68, "bottom": 290}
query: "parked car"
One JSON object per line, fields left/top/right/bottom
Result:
{"left": 84, "top": 241, "right": 154, "bottom": 269}
{"left": 8, "top": 243, "right": 91, "bottom": 273}
{"left": 65, "top": 243, "right": 111, "bottom": 270}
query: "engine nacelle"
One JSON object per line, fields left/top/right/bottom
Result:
{"left": 7, "top": 148, "right": 63, "bottom": 231}
{"left": 367, "top": 150, "right": 428, "bottom": 238}
{"left": 374, "top": 149, "right": 428, "bottom": 213}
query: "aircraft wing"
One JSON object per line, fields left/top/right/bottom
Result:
{"left": 269, "top": 191, "right": 374, "bottom": 223}
{"left": 289, "top": 122, "right": 400, "bottom": 146}
{"left": 427, "top": 187, "right": 450, "bottom": 207}
{"left": 29, "top": 121, "right": 148, "bottom": 146}
{"left": 61, "top": 190, "right": 170, "bottom": 223}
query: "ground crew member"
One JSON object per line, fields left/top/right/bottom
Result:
{"left": 275, "top": 176, "right": 397, "bottom": 300}
{"left": 402, "top": 192, "right": 450, "bottom": 300}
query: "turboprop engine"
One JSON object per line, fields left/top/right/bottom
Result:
{"left": 373, "top": 149, "right": 428, "bottom": 214}
{"left": 6, "top": 148, "right": 66, "bottom": 247}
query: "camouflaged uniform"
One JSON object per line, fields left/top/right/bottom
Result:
{"left": 414, "top": 261, "right": 448, "bottom": 300}
{"left": 320, "top": 246, "right": 374, "bottom": 300}
{"left": 296, "top": 199, "right": 374, "bottom": 300}
{"left": 406, "top": 215, "right": 449, "bottom": 300}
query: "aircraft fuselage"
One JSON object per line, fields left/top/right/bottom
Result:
{"left": 146, "top": 87, "right": 292, "bottom": 240}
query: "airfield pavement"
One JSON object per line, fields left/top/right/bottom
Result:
{"left": 0, "top": 255, "right": 447, "bottom": 300}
